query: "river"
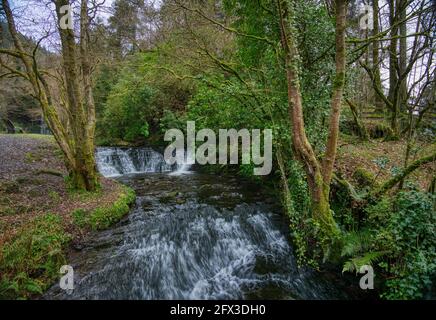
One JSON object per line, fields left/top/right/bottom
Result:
{"left": 44, "top": 147, "right": 357, "bottom": 300}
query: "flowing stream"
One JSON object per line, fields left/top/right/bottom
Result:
{"left": 45, "top": 147, "right": 356, "bottom": 300}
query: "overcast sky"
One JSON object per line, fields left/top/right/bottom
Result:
{"left": 8, "top": 0, "right": 115, "bottom": 51}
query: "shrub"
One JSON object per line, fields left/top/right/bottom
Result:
{"left": 353, "top": 167, "right": 376, "bottom": 188}
{"left": 343, "top": 190, "right": 435, "bottom": 299}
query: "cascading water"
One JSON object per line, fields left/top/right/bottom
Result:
{"left": 96, "top": 147, "right": 175, "bottom": 177}
{"left": 45, "top": 147, "right": 358, "bottom": 300}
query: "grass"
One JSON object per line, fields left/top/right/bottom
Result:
{"left": 72, "top": 186, "right": 135, "bottom": 230}
{"left": 0, "top": 133, "right": 54, "bottom": 141}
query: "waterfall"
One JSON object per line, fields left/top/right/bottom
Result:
{"left": 96, "top": 147, "right": 176, "bottom": 177}
{"left": 170, "top": 152, "right": 194, "bottom": 175}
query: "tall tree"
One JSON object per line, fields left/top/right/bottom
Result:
{"left": 108, "top": 0, "right": 140, "bottom": 59}
{"left": 398, "top": 0, "right": 408, "bottom": 112}
{"left": 0, "top": 0, "right": 99, "bottom": 191}
{"left": 277, "top": 0, "right": 347, "bottom": 247}
{"left": 360, "top": 0, "right": 434, "bottom": 137}
{"left": 388, "top": 0, "right": 400, "bottom": 134}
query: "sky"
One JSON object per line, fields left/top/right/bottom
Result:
{"left": 8, "top": 0, "right": 115, "bottom": 51}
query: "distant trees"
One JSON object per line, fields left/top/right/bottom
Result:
{"left": 101, "top": 64, "right": 152, "bottom": 143}
{"left": 356, "top": 0, "right": 435, "bottom": 137}
{"left": 108, "top": 0, "right": 140, "bottom": 59}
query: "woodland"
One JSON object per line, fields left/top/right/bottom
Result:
{"left": 0, "top": 0, "right": 435, "bottom": 300}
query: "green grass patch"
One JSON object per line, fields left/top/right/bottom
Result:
{"left": 72, "top": 186, "right": 135, "bottom": 230}
{"left": 0, "top": 133, "right": 54, "bottom": 141}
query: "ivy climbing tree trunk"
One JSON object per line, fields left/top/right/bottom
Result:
{"left": 277, "top": 0, "right": 347, "bottom": 251}
{"left": 0, "top": 0, "right": 99, "bottom": 191}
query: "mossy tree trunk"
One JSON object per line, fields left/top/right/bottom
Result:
{"left": 54, "top": 0, "right": 99, "bottom": 191}
{"left": 346, "top": 98, "right": 369, "bottom": 140}
{"left": 1, "top": 0, "right": 99, "bottom": 191}
{"left": 387, "top": 0, "right": 400, "bottom": 136}
{"left": 277, "top": 0, "right": 347, "bottom": 251}
{"left": 372, "top": 150, "right": 436, "bottom": 197}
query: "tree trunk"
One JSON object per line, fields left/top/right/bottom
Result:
{"left": 277, "top": 0, "right": 347, "bottom": 250}
{"left": 398, "top": 0, "right": 408, "bottom": 112}
{"left": 346, "top": 98, "right": 369, "bottom": 140}
{"left": 1, "top": 0, "right": 99, "bottom": 191}
{"left": 322, "top": 0, "right": 347, "bottom": 186}
{"left": 388, "top": 0, "right": 400, "bottom": 135}
{"left": 55, "top": 0, "right": 99, "bottom": 191}
{"left": 372, "top": 0, "right": 384, "bottom": 113}
{"left": 2, "top": 118, "right": 15, "bottom": 133}
{"left": 372, "top": 150, "right": 436, "bottom": 197}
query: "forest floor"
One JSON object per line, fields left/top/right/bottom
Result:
{"left": 0, "top": 134, "right": 126, "bottom": 247}
{"left": 335, "top": 133, "right": 435, "bottom": 191}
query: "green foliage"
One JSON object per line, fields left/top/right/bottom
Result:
{"left": 182, "top": 0, "right": 337, "bottom": 264}
{"left": 365, "top": 197, "right": 392, "bottom": 227}
{"left": 96, "top": 52, "right": 193, "bottom": 144}
{"left": 341, "top": 229, "right": 387, "bottom": 273}
{"left": 72, "top": 208, "right": 87, "bottom": 228}
{"left": 342, "top": 190, "right": 435, "bottom": 299}
{"left": 342, "top": 251, "right": 387, "bottom": 274}
{"left": 72, "top": 186, "right": 135, "bottom": 230}
{"left": 281, "top": 160, "right": 319, "bottom": 267}
{"left": 341, "top": 229, "right": 373, "bottom": 258}
{"left": 0, "top": 213, "right": 70, "bottom": 299}
{"left": 159, "top": 109, "right": 187, "bottom": 134}
{"left": 102, "top": 70, "right": 152, "bottom": 142}
{"left": 382, "top": 191, "right": 436, "bottom": 299}
{"left": 93, "top": 64, "right": 119, "bottom": 117}
{"left": 0, "top": 184, "right": 135, "bottom": 299}
{"left": 353, "top": 167, "right": 376, "bottom": 188}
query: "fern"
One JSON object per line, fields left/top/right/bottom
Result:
{"left": 341, "top": 229, "right": 373, "bottom": 257}
{"left": 342, "top": 251, "right": 388, "bottom": 273}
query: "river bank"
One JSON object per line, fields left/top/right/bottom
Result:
{"left": 0, "top": 134, "right": 135, "bottom": 299}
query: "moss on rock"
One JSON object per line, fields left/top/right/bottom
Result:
{"left": 353, "top": 167, "right": 376, "bottom": 187}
